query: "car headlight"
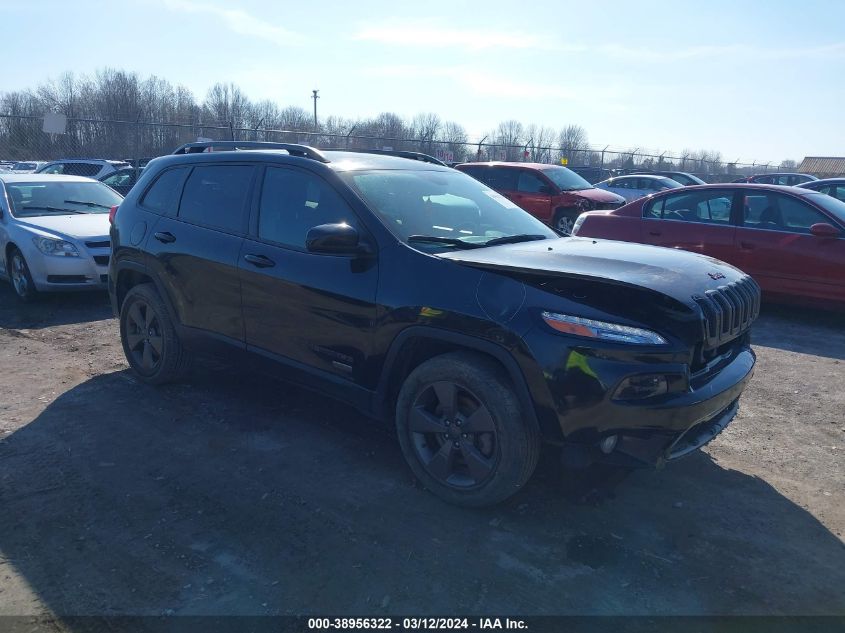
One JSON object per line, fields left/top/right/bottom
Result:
{"left": 541, "top": 311, "right": 667, "bottom": 345}
{"left": 33, "top": 236, "right": 80, "bottom": 257}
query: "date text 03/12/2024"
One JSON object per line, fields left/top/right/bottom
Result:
{"left": 307, "top": 617, "right": 528, "bottom": 630}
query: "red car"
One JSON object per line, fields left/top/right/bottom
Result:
{"left": 456, "top": 162, "right": 626, "bottom": 234}
{"left": 571, "top": 184, "right": 845, "bottom": 306}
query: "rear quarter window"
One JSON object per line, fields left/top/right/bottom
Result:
{"left": 140, "top": 167, "right": 189, "bottom": 214}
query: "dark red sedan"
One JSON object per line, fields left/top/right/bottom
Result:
{"left": 571, "top": 184, "right": 845, "bottom": 306}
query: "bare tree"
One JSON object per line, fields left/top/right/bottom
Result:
{"left": 557, "top": 125, "right": 589, "bottom": 164}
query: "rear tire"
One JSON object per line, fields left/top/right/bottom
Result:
{"left": 553, "top": 208, "right": 580, "bottom": 236}
{"left": 119, "top": 283, "right": 190, "bottom": 384}
{"left": 8, "top": 247, "right": 38, "bottom": 302}
{"left": 395, "top": 352, "right": 540, "bottom": 507}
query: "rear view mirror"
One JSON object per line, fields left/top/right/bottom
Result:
{"left": 809, "top": 222, "right": 840, "bottom": 238}
{"left": 306, "top": 223, "right": 370, "bottom": 255}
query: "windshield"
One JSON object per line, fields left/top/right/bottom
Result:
{"left": 341, "top": 169, "right": 557, "bottom": 250}
{"left": 805, "top": 192, "right": 845, "bottom": 225}
{"left": 6, "top": 181, "right": 123, "bottom": 218}
{"left": 540, "top": 166, "right": 593, "bottom": 191}
{"left": 12, "top": 163, "right": 37, "bottom": 171}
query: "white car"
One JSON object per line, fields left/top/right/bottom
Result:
{"left": 0, "top": 174, "right": 123, "bottom": 301}
{"left": 36, "top": 159, "right": 129, "bottom": 179}
{"left": 594, "top": 174, "right": 684, "bottom": 202}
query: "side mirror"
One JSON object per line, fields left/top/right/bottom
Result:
{"left": 306, "top": 223, "right": 370, "bottom": 255}
{"left": 809, "top": 222, "right": 840, "bottom": 238}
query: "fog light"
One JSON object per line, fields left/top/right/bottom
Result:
{"left": 600, "top": 435, "right": 618, "bottom": 454}
{"left": 613, "top": 374, "right": 669, "bottom": 400}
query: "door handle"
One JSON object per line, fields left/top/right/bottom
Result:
{"left": 244, "top": 254, "right": 276, "bottom": 268}
{"left": 740, "top": 241, "right": 755, "bottom": 250}
{"left": 153, "top": 231, "right": 176, "bottom": 244}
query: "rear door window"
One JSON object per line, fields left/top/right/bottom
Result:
{"left": 177, "top": 164, "right": 254, "bottom": 234}
{"left": 653, "top": 190, "right": 734, "bottom": 224}
{"left": 488, "top": 168, "right": 518, "bottom": 191}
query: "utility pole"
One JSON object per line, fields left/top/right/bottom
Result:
{"left": 311, "top": 90, "right": 319, "bottom": 130}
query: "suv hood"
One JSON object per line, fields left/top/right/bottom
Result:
{"left": 437, "top": 237, "right": 746, "bottom": 309}
{"left": 16, "top": 214, "right": 110, "bottom": 240}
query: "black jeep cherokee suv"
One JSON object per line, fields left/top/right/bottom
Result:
{"left": 109, "top": 141, "right": 759, "bottom": 507}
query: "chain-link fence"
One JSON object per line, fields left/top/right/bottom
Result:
{"left": 0, "top": 113, "right": 786, "bottom": 183}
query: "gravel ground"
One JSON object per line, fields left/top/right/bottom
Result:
{"left": 0, "top": 284, "right": 843, "bottom": 619}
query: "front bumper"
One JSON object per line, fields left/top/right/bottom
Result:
{"left": 520, "top": 327, "right": 756, "bottom": 467}
{"left": 25, "top": 246, "right": 109, "bottom": 292}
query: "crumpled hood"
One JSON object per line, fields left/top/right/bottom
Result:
{"left": 573, "top": 188, "right": 626, "bottom": 204}
{"left": 16, "top": 214, "right": 111, "bottom": 241}
{"left": 437, "top": 237, "right": 748, "bottom": 309}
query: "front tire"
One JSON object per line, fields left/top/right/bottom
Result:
{"left": 395, "top": 352, "right": 540, "bottom": 507}
{"left": 119, "top": 283, "right": 190, "bottom": 384}
{"left": 8, "top": 247, "right": 38, "bottom": 302}
{"left": 553, "top": 208, "right": 580, "bottom": 236}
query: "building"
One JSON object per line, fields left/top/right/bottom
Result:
{"left": 797, "top": 157, "right": 845, "bottom": 178}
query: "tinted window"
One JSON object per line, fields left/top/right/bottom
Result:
{"left": 608, "top": 178, "right": 632, "bottom": 189}
{"left": 517, "top": 170, "right": 547, "bottom": 193}
{"left": 658, "top": 190, "right": 733, "bottom": 224}
{"left": 141, "top": 167, "right": 188, "bottom": 214}
{"left": 44, "top": 162, "right": 102, "bottom": 177}
{"left": 742, "top": 192, "right": 830, "bottom": 234}
{"left": 803, "top": 193, "right": 845, "bottom": 224}
{"left": 102, "top": 169, "right": 136, "bottom": 187}
{"left": 540, "top": 166, "right": 592, "bottom": 191}
{"left": 487, "top": 168, "right": 518, "bottom": 191}
{"left": 638, "top": 178, "right": 661, "bottom": 191}
{"left": 178, "top": 165, "right": 253, "bottom": 233}
{"left": 258, "top": 168, "right": 358, "bottom": 249}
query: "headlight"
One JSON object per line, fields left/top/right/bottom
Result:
{"left": 32, "top": 236, "right": 80, "bottom": 257}
{"left": 541, "top": 311, "right": 667, "bottom": 345}
{"left": 571, "top": 213, "right": 588, "bottom": 235}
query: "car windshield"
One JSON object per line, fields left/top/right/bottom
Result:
{"left": 341, "top": 169, "right": 557, "bottom": 250}
{"left": 540, "top": 166, "right": 593, "bottom": 191}
{"left": 12, "top": 163, "right": 36, "bottom": 171}
{"left": 6, "top": 180, "right": 123, "bottom": 217}
{"left": 804, "top": 193, "right": 845, "bottom": 224}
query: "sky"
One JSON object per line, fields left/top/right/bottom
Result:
{"left": 2, "top": 0, "right": 844, "bottom": 163}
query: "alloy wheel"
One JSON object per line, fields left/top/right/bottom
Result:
{"left": 556, "top": 214, "right": 575, "bottom": 236}
{"left": 10, "top": 254, "right": 28, "bottom": 297}
{"left": 124, "top": 299, "right": 164, "bottom": 372}
{"left": 409, "top": 381, "right": 498, "bottom": 488}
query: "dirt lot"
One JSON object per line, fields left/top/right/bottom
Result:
{"left": 0, "top": 283, "right": 843, "bottom": 619}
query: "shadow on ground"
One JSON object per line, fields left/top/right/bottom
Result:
{"left": 0, "top": 284, "right": 112, "bottom": 330}
{"left": 752, "top": 303, "right": 845, "bottom": 360}
{"left": 1, "top": 362, "right": 843, "bottom": 619}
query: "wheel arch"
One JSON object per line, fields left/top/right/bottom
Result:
{"left": 113, "top": 262, "right": 180, "bottom": 329}
{"left": 375, "top": 327, "right": 549, "bottom": 440}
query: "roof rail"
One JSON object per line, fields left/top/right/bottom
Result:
{"left": 324, "top": 148, "right": 447, "bottom": 166}
{"left": 172, "top": 141, "right": 329, "bottom": 163}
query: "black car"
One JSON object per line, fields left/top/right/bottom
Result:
{"left": 108, "top": 141, "right": 759, "bottom": 507}
{"left": 100, "top": 166, "right": 142, "bottom": 196}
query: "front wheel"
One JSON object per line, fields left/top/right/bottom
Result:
{"left": 8, "top": 247, "right": 38, "bottom": 302}
{"left": 553, "top": 208, "right": 581, "bottom": 236}
{"left": 395, "top": 352, "right": 540, "bottom": 507}
{"left": 119, "top": 283, "right": 190, "bottom": 384}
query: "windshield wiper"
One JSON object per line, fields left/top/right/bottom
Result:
{"left": 407, "top": 235, "right": 481, "bottom": 249}
{"left": 482, "top": 234, "right": 548, "bottom": 247}
{"left": 64, "top": 199, "right": 111, "bottom": 209}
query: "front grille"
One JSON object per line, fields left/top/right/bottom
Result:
{"left": 85, "top": 240, "right": 110, "bottom": 249}
{"left": 93, "top": 255, "right": 109, "bottom": 266}
{"left": 693, "top": 276, "right": 761, "bottom": 350}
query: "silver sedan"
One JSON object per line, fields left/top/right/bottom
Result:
{"left": 0, "top": 174, "right": 123, "bottom": 301}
